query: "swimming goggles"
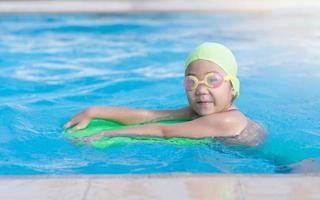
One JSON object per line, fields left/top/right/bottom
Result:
{"left": 183, "top": 72, "right": 234, "bottom": 91}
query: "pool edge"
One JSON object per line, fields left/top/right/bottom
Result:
{"left": 1, "top": 174, "right": 319, "bottom": 199}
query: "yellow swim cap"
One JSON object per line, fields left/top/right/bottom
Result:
{"left": 185, "top": 42, "right": 240, "bottom": 99}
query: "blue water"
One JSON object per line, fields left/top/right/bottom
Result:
{"left": 0, "top": 13, "right": 319, "bottom": 175}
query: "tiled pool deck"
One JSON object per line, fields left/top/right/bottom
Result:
{"left": 1, "top": 174, "right": 320, "bottom": 199}
{"left": 1, "top": 0, "right": 320, "bottom": 199}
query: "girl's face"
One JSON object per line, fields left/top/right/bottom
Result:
{"left": 184, "top": 59, "right": 234, "bottom": 116}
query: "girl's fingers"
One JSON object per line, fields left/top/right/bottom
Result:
{"left": 68, "top": 126, "right": 78, "bottom": 133}
{"left": 63, "top": 121, "right": 73, "bottom": 129}
{"left": 64, "top": 118, "right": 78, "bottom": 129}
{"left": 67, "top": 119, "right": 89, "bottom": 133}
{"left": 73, "top": 134, "right": 101, "bottom": 143}
{"left": 63, "top": 113, "right": 83, "bottom": 129}
{"left": 84, "top": 134, "right": 103, "bottom": 142}
{"left": 76, "top": 119, "right": 89, "bottom": 129}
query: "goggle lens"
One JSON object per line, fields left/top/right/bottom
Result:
{"left": 183, "top": 72, "right": 224, "bottom": 91}
{"left": 206, "top": 73, "right": 223, "bottom": 87}
{"left": 183, "top": 76, "right": 197, "bottom": 90}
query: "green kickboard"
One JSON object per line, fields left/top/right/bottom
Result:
{"left": 64, "top": 119, "right": 214, "bottom": 148}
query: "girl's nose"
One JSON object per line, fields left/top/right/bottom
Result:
{"left": 195, "top": 83, "right": 209, "bottom": 95}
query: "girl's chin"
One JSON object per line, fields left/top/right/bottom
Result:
{"left": 198, "top": 111, "right": 213, "bottom": 116}
{"left": 195, "top": 107, "right": 214, "bottom": 116}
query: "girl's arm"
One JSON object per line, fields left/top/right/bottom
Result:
{"left": 79, "top": 111, "right": 248, "bottom": 142}
{"left": 64, "top": 106, "right": 196, "bottom": 131}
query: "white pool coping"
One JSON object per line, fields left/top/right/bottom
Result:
{"left": 0, "top": 0, "right": 320, "bottom": 13}
{"left": 1, "top": 174, "right": 320, "bottom": 199}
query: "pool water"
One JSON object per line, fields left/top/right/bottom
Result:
{"left": 0, "top": 13, "right": 319, "bottom": 174}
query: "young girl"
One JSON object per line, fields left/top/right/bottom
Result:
{"left": 64, "top": 42, "right": 266, "bottom": 146}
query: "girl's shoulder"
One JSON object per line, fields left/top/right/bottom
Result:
{"left": 222, "top": 118, "right": 267, "bottom": 146}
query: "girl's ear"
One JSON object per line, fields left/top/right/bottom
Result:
{"left": 231, "top": 89, "right": 236, "bottom": 102}
{"left": 232, "top": 90, "right": 236, "bottom": 96}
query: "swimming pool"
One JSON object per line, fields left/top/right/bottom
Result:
{"left": 0, "top": 13, "right": 319, "bottom": 175}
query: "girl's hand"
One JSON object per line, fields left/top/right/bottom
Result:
{"left": 63, "top": 108, "right": 94, "bottom": 132}
{"left": 76, "top": 132, "right": 105, "bottom": 143}
{"left": 73, "top": 131, "right": 108, "bottom": 143}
